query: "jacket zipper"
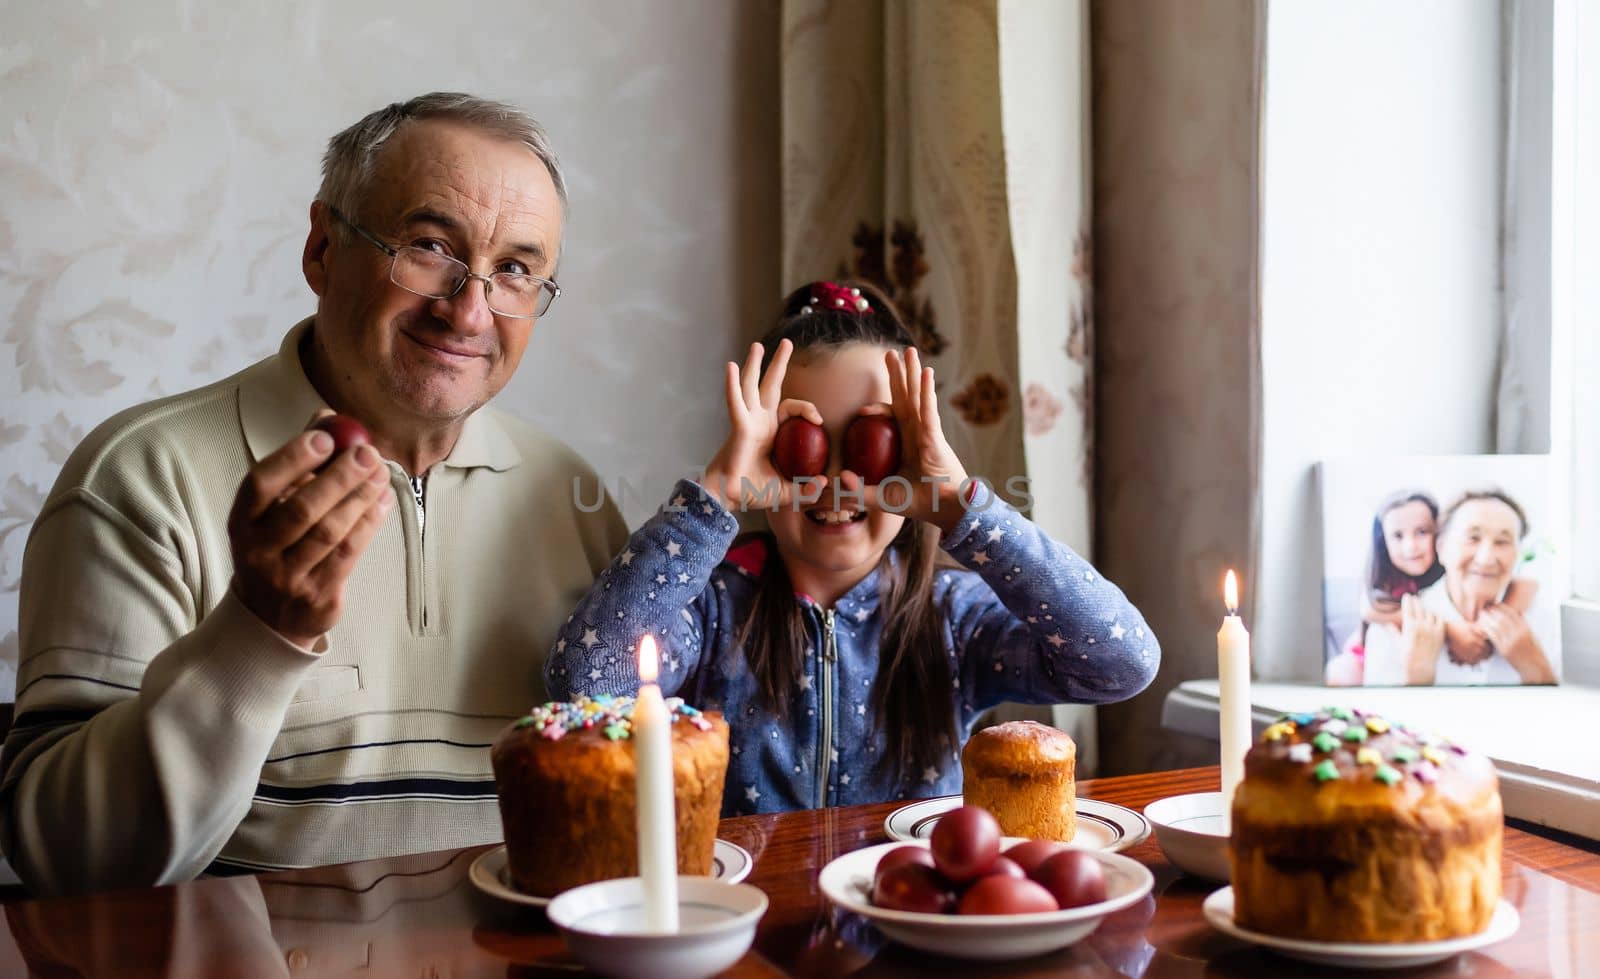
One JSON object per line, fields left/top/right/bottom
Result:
{"left": 410, "top": 473, "right": 428, "bottom": 631}
{"left": 817, "top": 608, "right": 836, "bottom": 807}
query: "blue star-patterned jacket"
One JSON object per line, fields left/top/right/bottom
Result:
{"left": 544, "top": 479, "right": 1159, "bottom": 816}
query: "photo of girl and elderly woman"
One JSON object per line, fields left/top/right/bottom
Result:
{"left": 1320, "top": 456, "right": 1562, "bottom": 687}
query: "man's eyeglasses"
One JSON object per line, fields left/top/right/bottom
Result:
{"left": 328, "top": 207, "right": 560, "bottom": 319}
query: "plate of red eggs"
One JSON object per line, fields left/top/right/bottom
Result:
{"left": 817, "top": 806, "right": 1154, "bottom": 961}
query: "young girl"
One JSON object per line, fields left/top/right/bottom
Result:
{"left": 545, "top": 281, "right": 1159, "bottom": 814}
{"left": 1325, "top": 490, "right": 1536, "bottom": 685}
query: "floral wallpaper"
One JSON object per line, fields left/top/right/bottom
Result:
{"left": 0, "top": 0, "right": 782, "bottom": 700}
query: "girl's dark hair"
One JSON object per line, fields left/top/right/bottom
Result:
{"left": 1368, "top": 490, "right": 1445, "bottom": 597}
{"left": 738, "top": 279, "right": 959, "bottom": 787}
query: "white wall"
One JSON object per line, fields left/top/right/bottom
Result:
{"left": 1256, "top": 0, "right": 1504, "bottom": 680}
{"left": 0, "top": 0, "right": 780, "bottom": 697}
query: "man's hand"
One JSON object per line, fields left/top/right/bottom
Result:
{"left": 227, "top": 426, "right": 394, "bottom": 649}
{"left": 1400, "top": 593, "right": 1444, "bottom": 685}
{"left": 1478, "top": 603, "right": 1556, "bottom": 684}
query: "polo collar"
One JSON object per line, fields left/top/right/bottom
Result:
{"left": 238, "top": 318, "right": 521, "bottom": 473}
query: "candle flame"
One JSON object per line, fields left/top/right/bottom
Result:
{"left": 638, "top": 634, "right": 658, "bottom": 684}
{"left": 1224, "top": 570, "right": 1239, "bottom": 615}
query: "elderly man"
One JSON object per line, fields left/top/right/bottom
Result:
{"left": 1, "top": 93, "right": 628, "bottom": 896}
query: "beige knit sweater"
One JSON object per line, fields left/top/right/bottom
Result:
{"left": 2, "top": 321, "right": 628, "bottom": 896}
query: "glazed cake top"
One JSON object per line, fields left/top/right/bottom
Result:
{"left": 1243, "top": 706, "right": 1494, "bottom": 800}
{"left": 509, "top": 695, "right": 716, "bottom": 743}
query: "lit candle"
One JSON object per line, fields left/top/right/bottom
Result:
{"left": 1217, "top": 570, "right": 1252, "bottom": 834}
{"left": 634, "top": 635, "right": 678, "bottom": 932}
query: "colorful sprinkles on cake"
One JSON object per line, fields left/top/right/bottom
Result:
{"left": 516, "top": 695, "right": 715, "bottom": 742}
{"left": 1263, "top": 707, "right": 1469, "bottom": 787}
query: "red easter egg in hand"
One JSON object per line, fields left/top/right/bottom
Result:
{"left": 956, "top": 875, "right": 1059, "bottom": 916}
{"left": 311, "top": 414, "right": 372, "bottom": 469}
{"left": 872, "top": 863, "right": 956, "bottom": 914}
{"left": 929, "top": 805, "right": 1001, "bottom": 884}
{"left": 1031, "top": 849, "right": 1107, "bottom": 909}
{"left": 1004, "top": 839, "right": 1067, "bottom": 877}
{"left": 874, "top": 845, "right": 936, "bottom": 884}
{"left": 772, "top": 418, "right": 829, "bottom": 480}
{"left": 842, "top": 415, "right": 901, "bottom": 485}
{"left": 312, "top": 414, "right": 372, "bottom": 453}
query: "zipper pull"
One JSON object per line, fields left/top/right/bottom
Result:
{"left": 822, "top": 608, "right": 837, "bottom": 662}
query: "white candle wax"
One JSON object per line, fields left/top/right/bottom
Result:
{"left": 634, "top": 635, "right": 678, "bottom": 933}
{"left": 1217, "top": 570, "right": 1252, "bottom": 835}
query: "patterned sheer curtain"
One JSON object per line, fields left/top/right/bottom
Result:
{"left": 780, "top": 0, "right": 1099, "bottom": 769}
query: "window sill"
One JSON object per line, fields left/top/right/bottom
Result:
{"left": 1162, "top": 680, "right": 1600, "bottom": 841}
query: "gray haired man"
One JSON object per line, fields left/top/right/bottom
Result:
{"left": 3, "top": 93, "right": 627, "bottom": 896}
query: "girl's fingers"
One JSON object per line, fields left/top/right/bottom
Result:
{"left": 885, "top": 349, "right": 908, "bottom": 412}
{"left": 740, "top": 343, "right": 763, "bottom": 409}
{"left": 920, "top": 366, "right": 943, "bottom": 439}
{"left": 759, "top": 338, "right": 793, "bottom": 409}
{"left": 724, "top": 362, "right": 744, "bottom": 423}
{"left": 905, "top": 348, "right": 923, "bottom": 416}
{"left": 855, "top": 402, "right": 893, "bottom": 417}
{"left": 776, "top": 398, "right": 825, "bottom": 426}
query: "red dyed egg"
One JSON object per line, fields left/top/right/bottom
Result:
{"left": 1031, "top": 849, "right": 1107, "bottom": 909}
{"left": 929, "top": 805, "right": 1001, "bottom": 884}
{"left": 872, "top": 863, "right": 956, "bottom": 914}
{"left": 842, "top": 415, "right": 901, "bottom": 485}
{"left": 772, "top": 418, "right": 829, "bottom": 480}
{"left": 874, "top": 845, "right": 936, "bottom": 883}
{"left": 956, "top": 875, "right": 1059, "bottom": 916}
{"left": 311, "top": 414, "right": 372, "bottom": 468}
{"left": 1003, "top": 839, "right": 1067, "bottom": 877}
{"left": 977, "top": 855, "right": 1026, "bottom": 881}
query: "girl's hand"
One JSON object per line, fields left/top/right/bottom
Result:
{"left": 1399, "top": 593, "right": 1444, "bottom": 684}
{"left": 840, "top": 348, "right": 970, "bottom": 534}
{"left": 701, "top": 339, "right": 828, "bottom": 512}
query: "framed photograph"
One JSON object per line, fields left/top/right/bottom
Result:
{"left": 1319, "top": 455, "right": 1562, "bottom": 686}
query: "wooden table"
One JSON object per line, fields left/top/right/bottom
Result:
{"left": 0, "top": 767, "right": 1593, "bottom": 977}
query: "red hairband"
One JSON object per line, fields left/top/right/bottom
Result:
{"left": 799, "top": 281, "right": 871, "bottom": 315}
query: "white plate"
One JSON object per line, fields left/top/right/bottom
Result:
{"left": 1202, "top": 887, "right": 1520, "bottom": 969}
{"left": 818, "top": 839, "right": 1154, "bottom": 961}
{"left": 884, "top": 795, "right": 1151, "bottom": 853}
{"left": 469, "top": 839, "right": 753, "bottom": 908}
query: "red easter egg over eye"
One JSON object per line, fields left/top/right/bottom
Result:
{"left": 874, "top": 845, "right": 936, "bottom": 884}
{"left": 929, "top": 805, "right": 1001, "bottom": 884}
{"left": 842, "top": 415, "right": 901, "bottom": 485}
{"left": 956, "top": 875, "right": 1059, "bottom": 916}
{"left": 1003, "top": 839, "right": 1067, "bottom": 877}
{"left": 772, "top": 418, "right": 829, "bottom": 480}
{"left": 311, "top": 414, "right": 372, "bottom": 468}
{"left": 872, "top": 863, "right": 956, "bottom": 914}
{"left": 1031, "top": 849, "right": 1107, "bottom": 909}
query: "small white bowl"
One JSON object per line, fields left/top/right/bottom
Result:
{"left": 817, "top": 840, "right": 1154, "bottom": 961}
{"left": 1143, "top": 791, "right": 1231, "bottom": 881}
{"left": 545, "top": 876, "right": 768, "bottom": 979}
